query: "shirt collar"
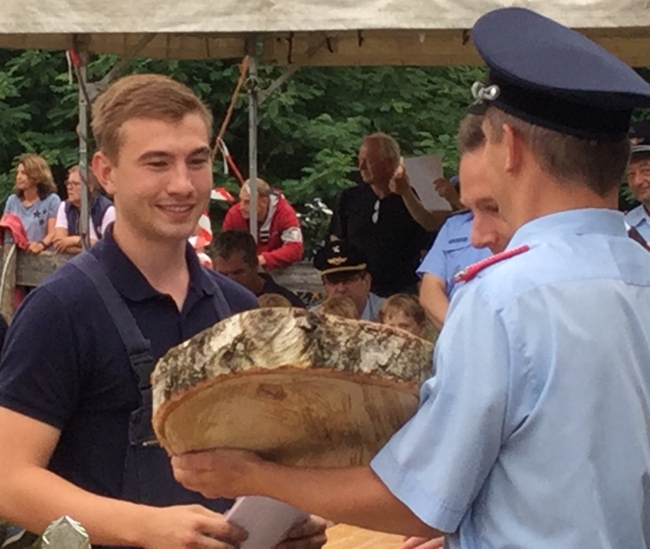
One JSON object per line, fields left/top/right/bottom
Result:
{"left": 509, "top": 208, "right": 627, "bottom": 249}
{"left": 625, "top": 204, "right": 650, "bottom": 227}
{"left": 94, "top": 227, "right": 215, "bottom": 302}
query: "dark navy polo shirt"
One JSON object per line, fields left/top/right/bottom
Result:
{"left": 0, "top": 229, "right": 257, "bottom": 499}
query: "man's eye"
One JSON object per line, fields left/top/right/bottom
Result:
{"left": 189, "top": 158, "right": 210, "bottom": 168}
{"left": 148, "top": 161, "right": 168, "bottom": 169}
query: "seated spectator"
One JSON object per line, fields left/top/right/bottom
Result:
{"left": 625, "top": 121, "right": 650, "bottom": 243}
{"left": 211, "top": 230, "right": 305, "bottom": 307}
{"left": 258, "top": 293, "right": 293, "bottom": 308}
{"left": 378, "top": 293, "right": 428, "bottom": 338}
{"left": 52, "top": 165, "right": 115, "bottom": 253}
{"left": 313, "top": 240, "right": 384, "bottom": 321}
{"left": 3, "top": 154, "right": 60, "bottom": 254}
{"left": 328, "top": 133, "right": 429, "bottom": 296}
{"left": 222, "top": 178, "right": 303, "bottom": 269}
{"left": 316, "top": 296, "right": 359, "bottom": 320}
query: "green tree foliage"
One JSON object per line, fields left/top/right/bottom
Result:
{"left": 0, "top": 49, "right": 484, "bottom": 200}
{"left": 0, "top": 49, "right": 487, "bottom": 251}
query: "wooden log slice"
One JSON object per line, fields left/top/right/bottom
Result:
{"left": 152, "top": 308, "right": 433, "bottom": 467}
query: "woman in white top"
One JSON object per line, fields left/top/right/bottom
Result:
{"left": 52, "top": 166, "right": 115, "bottom": 254}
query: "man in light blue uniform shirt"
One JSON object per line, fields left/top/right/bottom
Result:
{"left": 417, "top": 210, "right": 490, "bottom": 328}
{"left": 418, "top": 211, "right": 490, "bottom": 298}
{"left": 626, "top": 121, "right": 650, "bottom": 242}
{"left": 171, "top": 8, "right": 650, "bottom": 549}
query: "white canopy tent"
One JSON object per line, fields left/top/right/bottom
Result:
{"left": 1, "top": 0, "right": 650, "bottom": 236}
{"left": 2, "top": 0, "right": 650, "bottom": 65}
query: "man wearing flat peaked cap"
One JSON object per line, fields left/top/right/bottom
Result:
{"left": 313, "top": 241, "right": 384, "bottom": 321}
{"left": 172, "top": 8, "right": 650, "bottom": 548}
{"left": 626, "top": 120, "right": 650, "bottom": 242}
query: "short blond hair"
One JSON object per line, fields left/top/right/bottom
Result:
{"left": 484, "top": 107, "right": 629, "bottom": 197}
{"left": 241, "top": 178, "right": 271, "bottom": 197}
{"left": 257, "top": 293, "right": 293, "bottom": 308}
{"left": 15, "top": 154, "right": 56, "bottom": 199}
{"left": 92, "top": 73, "right": 213, "bottom": 161}
{"left": 378, "top": 294, "right": 426, "bottom": 327}
{"left": 317, "top": 296, "right": 358, "bottom": 320}
{"left": 363, "top": 133, "right": 401, "bottom": 171}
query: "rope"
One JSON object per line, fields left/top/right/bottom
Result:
{"left": 212, "top": 56, "right": 250, "bottom": 188}
{"left": 215, "top": 56, "right": 250, "bottom": 144}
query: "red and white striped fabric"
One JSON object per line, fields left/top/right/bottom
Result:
{"left": 211, "top": 187, "right": 235, "bottom": 202}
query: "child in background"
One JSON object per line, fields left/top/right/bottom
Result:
{"left": 378, "top": 293, "right": 429, "bottom": 338}
{"left": 258, "top": 293, "right": 292, "bottom": 308}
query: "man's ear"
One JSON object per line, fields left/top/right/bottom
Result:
{"left": 502, "top": 124, "right": 523, "bottom": 175}
{"left": 363, "top": 272, "right": 372, "bottom": 292}
{"left": 92, "top": 151, "right": 117, "bottom": 196}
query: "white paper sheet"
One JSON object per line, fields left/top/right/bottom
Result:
{"left": 402, "top": 154, "right": 451, "bottom": 212}
{"left": 225, "top": 496, "right": 308, "bottom": 549}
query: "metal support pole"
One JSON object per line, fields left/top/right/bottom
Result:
{"left": 247, "top": 45, "right": 259, "bottom": 242}
{"left": 77, "top": 51, "right": 91, "bottom": 250}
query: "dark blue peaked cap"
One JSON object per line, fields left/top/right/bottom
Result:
{"left": 470, "top": 7, "right": 650, "bottom": 140}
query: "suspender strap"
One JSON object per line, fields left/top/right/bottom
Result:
{"left": 72, "top": 252, "right": 154, "bottom": 390}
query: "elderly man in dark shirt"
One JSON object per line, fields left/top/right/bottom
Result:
{"left": 329, "top": 133, "right": 428, "bottom": 297}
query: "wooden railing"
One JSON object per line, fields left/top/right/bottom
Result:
{"left": 0, "top": 244, "right": 323, "bottom": 320}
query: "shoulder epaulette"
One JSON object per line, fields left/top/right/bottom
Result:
{"left": 454, "top": 245, "right": 530, "bottom": 283}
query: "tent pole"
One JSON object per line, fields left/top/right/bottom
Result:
{"left": 77, "top": 50, "right": 91, "bottom": 250}
{"left": 247, "top": 41, "right": 259, "bottom": 242}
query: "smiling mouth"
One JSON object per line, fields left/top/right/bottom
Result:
{"left": 157, "top": 205, "right": 195, "bottom": 214}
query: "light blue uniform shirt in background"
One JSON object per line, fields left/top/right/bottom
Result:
{"left": 3, "top": 193, "right": 61, "bottom": 242}
{"left": 417, "top": 211, "right": 491, "bottom": 297}
{"left": 372, "top": 209, "right": 650, "bottom": 548}
{"left": 625, "top": 203, "right": 650, "bottom": 241}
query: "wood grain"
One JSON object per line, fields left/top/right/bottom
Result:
{"left": 152, "top": 308, "right": 433, "bottom": 466}
{"left": 324, "top": 524, "right": 403, "bottom": 549}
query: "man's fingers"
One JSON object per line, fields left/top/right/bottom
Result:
{"left": 275, "top": 532, "right": 328, "bottom": 549}
{"left": 400, "top": 536, "right": 445, "bottom": 549}
{"left": 401, "top": 536, "right": 428, "bottom": 549}
{"left": 172, "top": 452, "right": 219, "bottom": 471}
{"left": 285, "top": 516, "right": 327, "bottom": 540}
{"left": 192, "top": 510, "right": 248, "bottom": 544}
{"left": 195, "top": 535, "right": 237, "bottom": 549}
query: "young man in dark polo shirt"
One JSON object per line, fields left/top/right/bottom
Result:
{"left": 329, "top": 133, "right": 428, "bottom": 297}
{"left": 0, "top": 75, "right": 326, "bottom": 549}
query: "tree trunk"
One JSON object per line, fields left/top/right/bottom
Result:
{"left": 152, "top": 308, "right": 433, "bottom": 467}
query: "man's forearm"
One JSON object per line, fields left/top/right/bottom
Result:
{"left": 400, "top": 189, "right": 451, "bottom": 232}
{"left": 262, "top": 241, "right": 303, "bottom": 270}
{"left": 0, "top": 466, "right": 151, "bottom": 547}
{"left": 175, "top": 453, "right": 440, "bottom": 539}
{"left": 251, "top": 464, "right": 440, "bottom": 537}
{"left": 419, "top": 276, "right": 449, "bottom": 330}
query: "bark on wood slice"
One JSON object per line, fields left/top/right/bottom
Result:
{"left": 152, "top": 308, "right": 433, "bottom": 467}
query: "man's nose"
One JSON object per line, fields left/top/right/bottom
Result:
{"left": 167, "top": 166, "right": 195, "bottom": 195}
{"left": 471, "top": 225, "right": 494, "bottom": 250}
